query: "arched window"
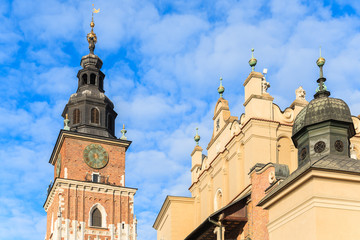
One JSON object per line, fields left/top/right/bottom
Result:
{"left": 90, "top": 73, "right": 96, "bottom": 85}
{"left": 73, "top": 109, "right": 80, "bottom": 124}
{"left": 214, "top": 189, "right": 223, "bottom": 211}
{"left": 82, "top": 74, "right": 88, "bottom": 85}
{"left": 91, "top": 108, "right": 99, "bottom": 124}
{"left": 91, "top": 208, "right": 102, "bottom": 227}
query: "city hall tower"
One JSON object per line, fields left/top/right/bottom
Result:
{"left": 43, "top": 13, "right": 137, "bottom": 240}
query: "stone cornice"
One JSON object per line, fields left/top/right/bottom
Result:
{"left": 43, "top": 178, "right": 137, "bottom": 211}
{"left": 243, "top": 71, "right": 263, "bottom": 87}
{"left": 153, "top": 196, "right": 194, "bottom": 229}
{"left": 259, "top": 168, "right": 360, "bottom": 209}
{"left": 243, "top": 93, "right": 274, "bottom": 107}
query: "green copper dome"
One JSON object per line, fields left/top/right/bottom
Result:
{"left": 292, "top": 52, "right": 355, "bottom": 148}
{"left": 292, "top": 97, "right": 354, "bottom": 143}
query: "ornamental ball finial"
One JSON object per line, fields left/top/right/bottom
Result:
{"left": 249, "top": 48, "right": 257, "bottom": 71}
{"left": 316, "top": 46, "right": 325, "bottom": 67}
{"left": 217, "top": 77, "right": 225, "bottom": 98}
{"left": 194, "top": 128, "right": 200, "bottom": 146}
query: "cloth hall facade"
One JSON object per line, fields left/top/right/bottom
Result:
{"left": 153, "top": 50, "right": 360, "bottom": 240}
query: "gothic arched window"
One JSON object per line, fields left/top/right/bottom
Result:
{"left": 91, "top": 108, "right": 99, "bottom": 124}
{"left": 90, "top": 73, "right": 96, "bottom": 85}
{"left": 91, "top": 208, "right": 102, "bottom": 227}
{"left": 73, "top": 109, "right": 80, "bottom": 124}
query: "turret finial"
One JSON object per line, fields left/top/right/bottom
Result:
{"left": 314, "top": 47, "right": 330, "bottom": 98}
{"left": 249, "top": 48, "right": 257, "bottom": 72}
{"left": 194, "top": 128, "right": 200, "bottom": 146}
{"left": 87, "top": 4, "right": 100, "bottom": 54}
{"left": 120, "top": 124, "right": 127, "bottom": 140}
{"left": 64, "top": 114, "right": 70, "bottom": 130}
{"left": 217, "top": 77, "right": 225, "bottom": 98}
{"left": 316, "top": 46, "right": 326, "bottom": 78}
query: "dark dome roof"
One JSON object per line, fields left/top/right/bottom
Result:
{"left": 292, "top": 96, "right": 354, "bottom": 138}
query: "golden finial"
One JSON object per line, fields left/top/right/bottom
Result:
{"left": 87, "top": 4, "right": 100, "bottom": 54}
{"left": 316, "top": 46, "right": 326, "bottom": 78}
{"left": 65, "top": 114, "right": 68, "bottom": 120}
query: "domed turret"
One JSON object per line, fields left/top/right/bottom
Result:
{"left": 292, "top": 51, "right": 355, "bottom": 167}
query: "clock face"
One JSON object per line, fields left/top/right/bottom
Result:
{"left": 83, "top": 144, "right": 109, "bottom": 169}
{"left": 56, "top": 154, "right": 61, "bottom": 177}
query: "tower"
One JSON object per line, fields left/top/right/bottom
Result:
{"left": 44, "top": 13, "right": 137, "bottom": 240}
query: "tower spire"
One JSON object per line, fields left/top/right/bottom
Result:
{"left": 87, "top": 5, "right": 100, "bottom": 54}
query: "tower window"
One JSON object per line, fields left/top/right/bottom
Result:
{"left": 90, "top": 73, "right": 96, "bottom": 85}
{"left": 73, "top": 109, "right": 80, "bottom": 124}
{"left": 99, "top": 76, "right": 104, "bottom": 90}
{"left": 91, "top": 108, "right": 99, "bottom": 124}
{"left": 91, "top": 208, "right": 102, "bottom": 227}
{"left": 107, "top": 115, "right": 113, "bottom": 132}
{"left": 82, "top": 74, "right": 88, "bottom": 85}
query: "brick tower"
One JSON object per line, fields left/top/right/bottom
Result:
{"left": 43, "top": 14, "right": 137, "bottom": 240}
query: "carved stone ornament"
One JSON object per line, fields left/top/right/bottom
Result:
{"left": 83, "top": 144, "right": 109, "bottom": 169}
{"left": 262, "top": 79, "right": 270, "bottom": 93}
{"left": 334, "top": 140, "right": 344, "bottom": 152}
{"left": 314, "top": 141, "right": 326, "bottom": 153}
{"left": 268, "top": 171, "right": 276, "bottom": 184}
{"left": 295, "top": 86, "right": 306, "bottom": 100}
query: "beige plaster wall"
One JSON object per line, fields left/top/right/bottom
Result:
{"left": 265, "top": 171, "right": 360, "bottom": 240}
{"left": 155, "top": 197, "right": 195, "bottom": 240}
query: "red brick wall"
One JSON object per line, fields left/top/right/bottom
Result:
{"left": 56, "top": 137, "right": 126, "bottom": 186}
{"left": 247, "top": 166, "right": 273, "bottom": 240}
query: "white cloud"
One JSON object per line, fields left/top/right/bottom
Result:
{"left": 2, "top": 1, "right": 360, "bottom": 240}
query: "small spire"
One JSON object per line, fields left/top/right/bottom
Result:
{"left": 314, "top": 47, "right": 330, "bottom": 98}
{"left": 194, "top": 128, "right": 200, "bottom": 146}
{"left": 249, "top": 48, "right": 257, "bottom": 72}
{"left": 87, "top": 4, "right": 100, "bottom": 54}
{"left": 120, "top": 124, "right": 127, "bottom": 140}
{"left": 217, "top": 77, "right": 225, "bottom": 98}
{"left": 64, "top": 114, "right": 70, "bottom": 130}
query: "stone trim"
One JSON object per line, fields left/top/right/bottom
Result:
{"left": 243, "top": 93, "right": 274, "bottom": 107}
{"left": 243, "top": 71, "right": 263, "bottom": 87}
{"left": 44, "top": 178, "right": 137, "bottom": 211}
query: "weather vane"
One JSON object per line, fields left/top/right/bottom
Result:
{"left": 87, "top": 3, "right": 100, "bottom": 54}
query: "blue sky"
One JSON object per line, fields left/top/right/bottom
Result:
{"left": 1, "top": 0, "right": 360, "bottom": 239}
